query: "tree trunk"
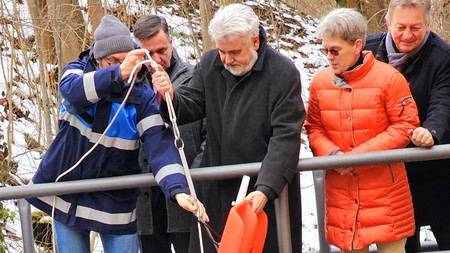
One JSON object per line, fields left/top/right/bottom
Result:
{"left": 347, "top": 0, "right": 356, "bottom": 8}
{"left": 216, "top": 0, "right": 242, "bottom": 4}
{"left": 111, "top": 4, "right": 131, "bottom": 28}
{"left": 27, "top": 0, "right": 54, "bottom": 146}
{"left": 200, "top": 0, "right": 214, "bottom": 52}
{"left": 26, "top": 0, "right": 56, "bottom": 64}
{"left": 359, "top": 0, "right": 388, "bottom": 34}
{"left": 431, "top": 0, "right": 450, "bottom": 43}
{"left": 280, "top": 0, "right": 335, "bottom": 19}
{"left": 56, "top": 0, "right": 89, "bottom": 67}
{"left": 88, "top": 0, "right": 104, "bottom": 32}
{"left": 179, "top": 0, "right": 203, "bottom": 57}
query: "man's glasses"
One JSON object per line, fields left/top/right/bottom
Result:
{"left": 320, "top": 47, "right": 341, "bottom": 57}
{"left": 103, "top": 58, "right": 122, "bottom": 66}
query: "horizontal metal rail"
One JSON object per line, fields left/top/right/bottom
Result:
{"left": 1, "top": 145, "right": 448, "bottom": 201}
{"left": 3, "top": 144, "right": 450, "bottom": 253}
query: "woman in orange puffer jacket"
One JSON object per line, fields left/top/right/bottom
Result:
{"left": 305, "top": 8, "right": 420, "bottom": 252}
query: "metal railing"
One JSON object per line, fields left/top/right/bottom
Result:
{"left": 3, "top": 144, "right": 450, "bottom": 252}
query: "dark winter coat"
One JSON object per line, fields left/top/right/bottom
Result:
{"left": 160, "top": 27, "right": 305, "bottom": 253}
{"left": 136, "top": 50, "right": 206, "bottom": 235}
{"left": 365, "top": 32, "right": 450, "bottom": 224}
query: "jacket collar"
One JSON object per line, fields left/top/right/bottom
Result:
{"left": 340, "top": 51, "right": 375, "bottom": 82}
{"left": 375, "top": 32, "right": 434, "bottom": 76}
{"left": 252, "top": 26, "right": 268, "bottom": 72}
{"left": 166, "top": 49, "right": 192, "bottom": 86}
{"left": 166, "top": 49, "right": 180, "bottom": 77}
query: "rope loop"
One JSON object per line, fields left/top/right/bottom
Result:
{"left": 175, "top": 137, "right": 185, "bottom": 150}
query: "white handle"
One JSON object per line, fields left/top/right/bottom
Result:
{"left": 233, "top": 175, "right": 250, "bottom": 206}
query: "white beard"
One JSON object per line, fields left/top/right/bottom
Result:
{"left": 224, "top": 48, "right": 258, "bottom": 77}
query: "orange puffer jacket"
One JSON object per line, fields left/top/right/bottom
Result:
{"left": 305, "top": 51, "right": 419, "bottom": 250}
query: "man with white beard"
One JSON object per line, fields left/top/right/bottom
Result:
{"left": 152, "top": 3, "right": 305, "bottom": 253}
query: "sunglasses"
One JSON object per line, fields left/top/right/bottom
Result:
{"left": 320, "top": 47, "right": 341, "bottom": 57}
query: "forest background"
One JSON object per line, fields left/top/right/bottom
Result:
{"left": 0, "top": 0, "right": 449, "bottom": 252}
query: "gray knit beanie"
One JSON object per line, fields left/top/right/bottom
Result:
{"left": 93, "top": 15, "right": 135, "bottom": 59}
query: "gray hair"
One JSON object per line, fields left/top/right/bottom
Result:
{"left": 208, "top": 4, "right": 259, "bottom": 44}
{"left": 317, "top": 8, "right": 367, "bottom": 47}
{"left": 133, "top": 14, "right": 170, "bottom": 43}
{"left": 385, "top": 0, "right": 431, "bottom": 24}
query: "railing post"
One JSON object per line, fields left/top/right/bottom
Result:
{"left": 18, "top": 199, "right": 35, "bottom": 253}
{"left": 275, "top": 185, "right": 292, "bottom": 253}
{"left": 313, "top": 170, "right": 331, "bottom": 253}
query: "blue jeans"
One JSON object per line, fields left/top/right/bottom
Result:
{"left": 54, "top": 220, "right": 138, "bottom": 253}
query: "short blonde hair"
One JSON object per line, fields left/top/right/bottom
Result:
{"left": 317, "top": 8, "right": 367, "bottom": 47}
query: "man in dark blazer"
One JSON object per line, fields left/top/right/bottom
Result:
{"left": 364, "top": 0, "right": 450, "bottom": 251}
{"left": 133, "top": 14, "right": 206, "bottom": 253}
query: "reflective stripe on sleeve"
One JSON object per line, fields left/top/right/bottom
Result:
{"left": 154, "top": 164, "right": 185, "bottom": 184}
{"left": 136, "top": 114, "right": 165, "bottom": 136}
{"left": 61, "top": 69, "right": 84, "bottom": 80}
{"left": 83, "top": 72, "right": 100, "bottom": 103}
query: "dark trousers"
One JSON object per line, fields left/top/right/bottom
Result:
{"left": 139, "top": 233, "right": 190, "bottom": 253}
{"left": 138, "top": 187, "right": 191, "bottom": 253}
{"left": 406, "top": 173, "right": 450, "bottom": 252}
{"left": 406, "top": 225, "right": 450, "bottom": 252}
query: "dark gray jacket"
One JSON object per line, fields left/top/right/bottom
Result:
{"left": 365, "top": 32, "right": 450, "bottom": 177}
{"left": 365, "top": 32, "right": 450, "bottom": 225}
{"left": 136, "top": 50, "right": 206, "bottom": 234}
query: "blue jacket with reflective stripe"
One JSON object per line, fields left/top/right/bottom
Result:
{"left": 27, "top": 48, "right": 187, "bottom": 235}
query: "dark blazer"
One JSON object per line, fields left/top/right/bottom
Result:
{"left": 365, "top": 32, "right": 450, "bottom": 224}
{"left": 136, "top": 49, "right": 206, "bottom": 235}
{"left": 365, "top": 32, "right": 450, "bottom": 176}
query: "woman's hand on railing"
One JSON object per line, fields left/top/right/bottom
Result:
{"left": 333, "top": 151, "right": 355, "bottom": 175}
{"left": 335, "top": 167, "right": 355, "bottom": 175}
